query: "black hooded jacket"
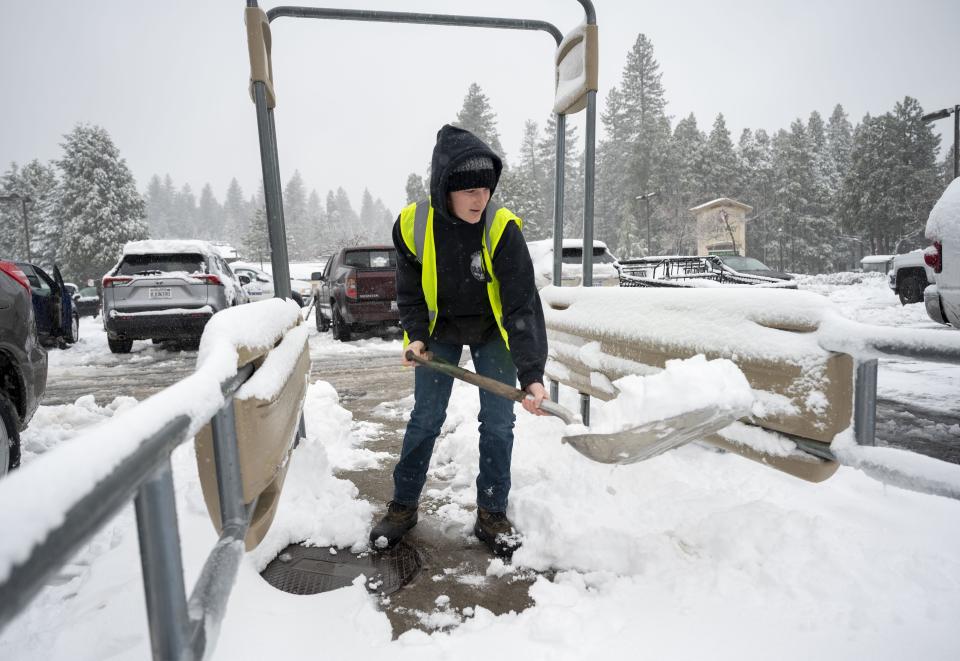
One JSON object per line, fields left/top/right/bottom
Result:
{"left": 392, "top": 125, "right": 547, "bottom": 389}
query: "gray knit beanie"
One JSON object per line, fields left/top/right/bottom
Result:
{"left": 447, "top": 156, "right": 496, "bottom": 193}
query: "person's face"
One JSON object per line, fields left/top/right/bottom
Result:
{"left": 447, "top": 188, "right": 491, "bottom": 224}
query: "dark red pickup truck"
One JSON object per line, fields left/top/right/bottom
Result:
{"left": 314, "top": 246, "right": 399, "bottom": 341}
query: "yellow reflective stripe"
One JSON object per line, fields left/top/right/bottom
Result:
{"left": 481, "top": 207, "right": 522, "bottom": 348}
{"left": 399, "top": 202, "right": 418, "bottom": 257}
{"left": 421, "top": 206, "right": 439, "bottom": 335}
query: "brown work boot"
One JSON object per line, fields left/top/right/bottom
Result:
{"left": 474, "top": 507, "right": 523, "bottom": 559}
{"left": 369, "top": 501, "right": 418, "bottom": 550}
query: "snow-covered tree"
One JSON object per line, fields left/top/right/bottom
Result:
{"left": 306, "top": 189, "right": 326, "bottom": 255}
{"left": 172, "top": 183, "right": 197, "bottom": 238}
{"left": 405, "top": 173, "right": 427, "bottom": 204}
{"left": 223, "top": 178, "right": 247, "bottom": 241}
{"left": 283, "top": 171, "right": 308, "bottom": 259}
{"left": 56, "top": 124, "right": 146, "bottom": 283}
{"left": 455, "top": 83, "right": 506, "bottom": 159}
{"left": 697, "top": 114, "right": 739, "bottom": 200}
{"left": 197, "top": 183, "right": 223, "bottom": 241}
{"left": 0, "top": 160, "right": 61, "bottom": 266}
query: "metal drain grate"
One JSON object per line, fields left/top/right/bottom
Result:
{"left": 261, "top": 542, "right": 421, "bottom": 596}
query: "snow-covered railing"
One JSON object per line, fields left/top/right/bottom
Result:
{"left": 542, "top": 286, "right": 960, "bottom": 499}
{"left": 0, "top": 299, "right": 309, "bottom": 659}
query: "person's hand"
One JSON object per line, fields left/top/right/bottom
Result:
{"left": 402, "top": 340, "right": 426, "bottom": 366}
{"left": 522, "top": 382, "right": 549, "bottom": 416}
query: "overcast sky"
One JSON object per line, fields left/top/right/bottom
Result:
{"left": 1, "top": 0, "right": 957, "bottom": 216}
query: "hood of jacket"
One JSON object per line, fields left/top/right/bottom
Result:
{"left": 429, "top": 124, "right": 503, "bottom": 222}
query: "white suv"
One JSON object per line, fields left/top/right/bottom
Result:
{"left": 924, "top": 179, "right": 960, "bottom": 328}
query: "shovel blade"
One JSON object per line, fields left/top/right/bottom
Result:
{"left": 562, "top": 406, "right": 744, "bottom": 465}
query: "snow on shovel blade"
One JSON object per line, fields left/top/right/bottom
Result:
{"left": 562, "top": 405, "right": 744, "bottom": 465}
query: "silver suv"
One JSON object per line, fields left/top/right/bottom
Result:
{"left": 102, "top": 240, "right": 247, "bottom": 353}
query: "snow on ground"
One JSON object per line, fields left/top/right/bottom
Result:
{"left": 2, "top": 274, "right": 959, "bottom": 660}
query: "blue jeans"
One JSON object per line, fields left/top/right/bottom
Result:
{"left": 392, "top": 335, "right": 517, "bottom": 512}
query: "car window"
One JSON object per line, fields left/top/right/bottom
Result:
{"left": 561, "top": 247, "right": 615, "bottom": 264}
{"left": 722, "top": 256, "right": 770, "bottom": 271}
{"left": 16, "top": 263, "right": 52, "bottom": 295}
{"left": 343, "top": 250, "right": 397, "bottom": 269}
{"left": 118, "top": 253, "right": 206, "bottom": 276}
{"left": 79, "top": 286, "right": 98, "bottom": 297}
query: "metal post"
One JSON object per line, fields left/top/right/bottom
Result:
{"left": 552, "top": 113, "right": 566, "bottom": 287}
{"left": 550, "top": 379, "right": 559, "bottom": 403}
{"left": 581, "top": 91, "right": 597, "bottom": 287}
{"left": 854, "top": 359, "right": 878, "bottom": 446}
{"left": 252, "top": 81, "right": 292, "bottom": 299}
{"left": 954, "top": 104, "right": 958, "bottom": 180}
{"left": 210, "top": 401, "right": 246, "bottom": 529}
{"left": 579, "top": 392, "right": 591, "bottom": 427}
{"left": 135, "top": 459, "right": 190, "bottom": 661}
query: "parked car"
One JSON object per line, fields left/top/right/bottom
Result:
{"left": 101, "top": 240, "right": 248, "bottom": 353}
{"left": 231, "top": 261, "right": 312, "bottom": 306}
{"left": 15, "top": 262, "right": 79, "bottom": 347}
{"left": 0, "top": 260, "right": 48, "bottom": 475}
{"left": 73, "top": 285, "right": 102, "bottom": 318}
{"left": 716, "top": 254, "right": 794, "bottom": 281}
{"left": 860, "top": 254, "right": 894, "bottom": 274}
{"left": 924, "top": 179, "right": 960, "bottom": 329}
{"left": 315, "top": 246, "right": 399, "bottom": 341}
{"left": 527, "top": 239, "right": 621, "bottom": 288}
{"left": 888, "top": 249, "right": 935, "bottom": 305}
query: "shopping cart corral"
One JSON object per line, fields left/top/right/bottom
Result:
{"left": 618, "top": 256, "right": 798, "bottom": 288}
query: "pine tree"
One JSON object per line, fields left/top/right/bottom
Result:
{"left": 197, "top": 183, "right": 223, "bottom": 241}
{"left": 306, "top": 189, "right": 326, "bottom": 255}
{"left": 737, "top": 128, "right": 776, "bottom": 261}
{"left": 614, "top": 34, "right": 671, "bottom": 254}
{"left": 497, "top": 120, "right": 546, "bottom": 238}
{"left": 56, "top": 124, "right": 147, "bottom": 283}
{"left": 0, "top": 160, "right": 61, "bottom": 266}
{"left": 596, "top": 87, "right": 633, "bottom": 254}
{"left": 173, "top": 183, "right": 197, "bottom": 238}
{"left": 223, "top": 178, "right": 246, "bottom": 241}
{"left": 405, "top": 173, "right": 427, "bottom": 204}
{"left": 282, "top": 171, "right": 307, "bottom": 259}
{"left": 455, "top": 83, "right": 506, "bottom": 158}
{"left": 537, "top": 115, "right": 582, "bottom": 237}
{"left": 242, "top": 208, "right": 271, "bottom": 268}
{"left": 660, "top": 114, "right": 706, "bottom": 255}
{"left": 697, "top": 114, "right": 739, "bottom": 200}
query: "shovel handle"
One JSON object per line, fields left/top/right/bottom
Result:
{"left": 405, "top": 350, "right": 577, "bottom": 424}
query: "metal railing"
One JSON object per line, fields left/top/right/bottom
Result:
{"left": 0, "top": 361, "right": 277, "bottom": 660}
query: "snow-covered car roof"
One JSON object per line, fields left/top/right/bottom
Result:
{"left": 526, "top": 238, "right": 612, "bottom": 251}
{"left": 122, "top": 239, "right": 218, "bottom": 257}
{"left": 926, "top": 177, "right": 960, "bottom": 244}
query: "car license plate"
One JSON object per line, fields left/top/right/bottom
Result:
{"left": 390, "top": 300, "right": 398, "bottom": 311}
{"left": 149, "top": 287, "right": 172, "bottom": 299}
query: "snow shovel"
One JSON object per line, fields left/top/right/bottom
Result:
{"left": 405, "top": 351, "right": 744, "bottom": 465}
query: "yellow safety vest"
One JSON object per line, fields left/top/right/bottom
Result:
{"left": 399, "top": 198, "right": 522, "bottom": 348}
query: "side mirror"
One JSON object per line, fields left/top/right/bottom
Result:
{"left": 256, "top": 275, "right": 270, "bottom": 283}
{"left": 238, "top": 274, "right": 251, "bottom": 286}
{"left": 73, "top": 293, "right": 81, "bottom": 301}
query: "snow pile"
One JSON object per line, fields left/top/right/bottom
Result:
{"left": 569, "top": 354, "right": 753, "bottom": 434}
{"left": 1, "top": 380, "right": 389, "bottom": 660}
{"left": 926, "top": 177, "right": 960, "bottom": 243}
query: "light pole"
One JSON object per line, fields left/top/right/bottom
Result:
{"left": 922, "top": 104, "right": 959, "bottom": 180}
{"left": 635, "top": 191, "right": 658, "bottom": 255}
{"left": 0, "top": 193, "right": 32, "bottom": 262}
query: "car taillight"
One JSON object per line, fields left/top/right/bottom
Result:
{"left": 0, "top": 260, "right": 31, "bottom": 295}
{"left": 199, "top": 274, "right": 223, "bottom": 286}
{"left": 924, "top": 242, "right": 942, "bottom": 274}
{"left": 345, "top": 275, "right": 358, "bottom": 299}
{"left": 102, "top": 275, "right": 133, "bottom": 288}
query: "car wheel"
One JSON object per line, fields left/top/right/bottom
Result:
{"left": 65, "top": 312, "right": 80, "bottom": 344}
{"left": 898, "top": 274, "right": 925, "bottom": 305}
{"left": 180, "top": 337, "right": 201, "bottom": 351}
{"left": 108, "top": 337, "right": 133, "bottom": 354}
{"left": 332, "top": 307, "right": 351, "bottom": 342}
{"left": 316, "top": 309, "right": 330, "bottom": 332}
{"left": 0, "top": 392, "right": 20, "bottom": 476}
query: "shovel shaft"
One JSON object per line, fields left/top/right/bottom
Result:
{"left": 405, "top": 350, "right": 577, "bottom": 424}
